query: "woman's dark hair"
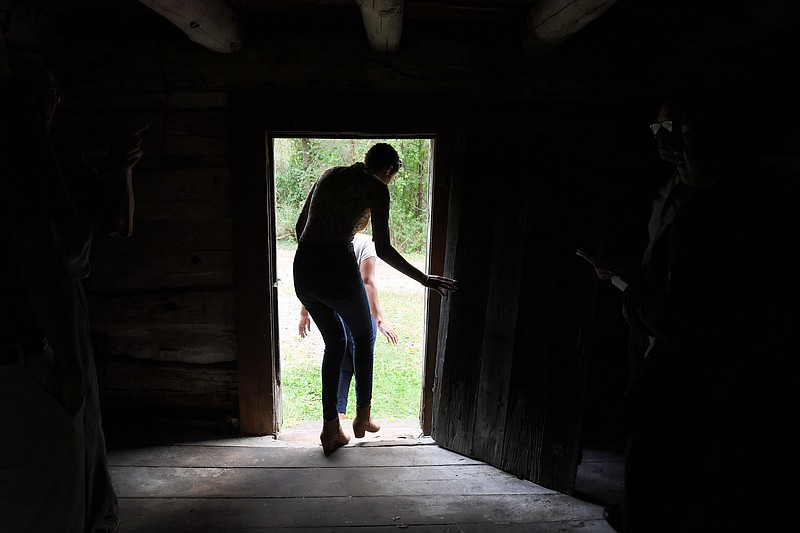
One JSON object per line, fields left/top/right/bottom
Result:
{"left": 364, "top": 143, "right": 400, "bottom": 173}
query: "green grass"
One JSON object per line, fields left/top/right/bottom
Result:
{"left": 277, "top": 241, "right": 426, "bottom": 428}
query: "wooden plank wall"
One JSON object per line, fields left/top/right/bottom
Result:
{"left": 46, "top": 23, "right": 653, "bottom": 492}
{"left": 47, "top": 6, "right": 800, "bottom": 495}
{"left": 52, "top": 92, "right": 240, "bottom": 420}
{"left": 432, "top": 113, "right": 613, "bottom": 493}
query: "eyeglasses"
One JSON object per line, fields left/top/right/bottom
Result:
{"left": 649, "top": 120, "right": 673, "bottom": 136}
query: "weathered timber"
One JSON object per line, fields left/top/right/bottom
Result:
{"left": 92, "top": 328, "right": 236, "bottom": 364}
{"left": 85, "top": 248, "right": 233, "bottom": 291}
{"left": 89, "top": 290, "right": 234, "bottom": 327}
{"left": 106, "top": 440, "right": 608, "bottom": 531}
{"left": 97, "top": 357, "right": 238, "bottom": 411}
{"left": 134, "top": 167, "right": 231, "bottom": 204}
{"left": 471, "top": 135, "right": 528, "bottom": 463}
{"left": 230, "top": 100, "right": 280, "bottom": 436}
{"left": 522, "top": 0, "right": 618, "bottom": 50}
{"left": 88, "top": 289, "right": 236, "bottom": 364}
{"left": 137, "top": 0, "right": 245, "bottom": 53}
{"left": 420, "top": 130, "right": 463, "bottom": 435}
{"left": 356, "top": 0, "right": 404, "bottom": 54}
{"left": 431, "top": 132, "right": 494, "bottom": 457}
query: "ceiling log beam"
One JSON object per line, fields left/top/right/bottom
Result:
{"left": 522, "top": 0, "right": 617, "bottom": 50}
{"left": 137, "top": 0, "right": 244, "bottom": 53}
{"left": 355, "top": 0, "right": 403, "bottom": 54}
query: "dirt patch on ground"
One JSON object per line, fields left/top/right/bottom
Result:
{"left": 275, "top": 246, "right": 426, "bottom": 363}
{"left": 276, "top": 246, "right": 423, "bottom": 294}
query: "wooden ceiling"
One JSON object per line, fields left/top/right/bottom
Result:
{"left": 4, "top": 0, "right": 800, "bottom": 101}
{"left": 9, "top": 0, "right": 800, "bottom": 55}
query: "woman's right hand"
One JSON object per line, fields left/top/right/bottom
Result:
{"left": 424, "top": 274, "right": 458, "bottom": 297}
{"left": 595, "top": 267, "right": 617, "bottom": 280}
{"left": 299, "top": 308, "right": 312, "bottom": 338}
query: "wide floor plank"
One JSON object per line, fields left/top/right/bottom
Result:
{"left": 109, "top": 441, "right": 480, "bottom": 468}
{"left": 109, "top": 439, "right": 615, "bottom": 532}
{"left": 118, "top": 494, "right": 607, "bottom": 530}
{"left": 112, "top": 464, "right": 556, "bottom": 498}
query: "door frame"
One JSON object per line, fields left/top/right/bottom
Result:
{"left": 231, "top": 92, "right": 458, "bottom": 436}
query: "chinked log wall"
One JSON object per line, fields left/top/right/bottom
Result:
{"left": 53, "top": 93, "right": 239, "bottom": 419}
{"left": 45, "top": 8, "right": 712, "bottom": 492}
{"left": 46, "top": 24, "right": 656, "bottom": 498}
{"left": 48, "top": 10, "right": 617, "bottom": 432}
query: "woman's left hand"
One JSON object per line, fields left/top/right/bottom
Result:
{"left": 425, "top": 274, "right": 458, "bottom": 297}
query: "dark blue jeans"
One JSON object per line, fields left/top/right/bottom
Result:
{"left": 293, "top": 241, "right": 376, "bottom": 422}
{"left": 338, "top": 317, "right": 378, "bottom": 414}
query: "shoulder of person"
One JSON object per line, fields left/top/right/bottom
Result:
{"left": 352, "top": 232, "right": 377, "bottom": 262}
{"left": 353, "top": 162, "right": 385, "bottom": 180}
{"left": 353, "top": 232, "right": 373, "bottom": 246}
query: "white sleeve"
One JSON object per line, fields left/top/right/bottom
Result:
{"left": 352, "top": 233, "right": 377, "bottom": 265}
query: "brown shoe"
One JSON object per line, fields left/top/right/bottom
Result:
{"left": 352, "top": 404, "right": 380, "bottom": 438}
{"left": 320, "top": 418, "right": 349, "bottom": 455}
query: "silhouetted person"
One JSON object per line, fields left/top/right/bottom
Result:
{"left": 298, "top": 231, "right": 398, "bottom": 421}
{"left": 7, "top": 57, "right": 147, "bottom": 532}
{"left": 1, "top": 53, "right": 86, "bottom": 532}
{"left": 594, "top": 96, "right": 690, "bottom": 531}
{"left": 617, "top": 92, "right": 794, "bottom": 532}
{"left": 293, "top": 142, "right": 457, "bottom": 455}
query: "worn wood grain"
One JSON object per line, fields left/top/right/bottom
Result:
{"left": 112, "top": 464, "right": 556, "bottom": 498}
{"left": 89, "top": 290, "right": 234, "bottom": 328}
{"left": 137, "top": 0, "right": 245, "bottom": 54}
{"left": 85, "top": 249, "right": 233, "bottom": 290}
{"left": 522, "top": 0, "right": 618, "bottom": 49}
{"left": 117, "top": 494, "right": 609, "bottom": 531}
{"left": 420, "top": 130, "right": 463, "bottom": 435}
{"left": 97, "top": 354, "right": 236, "bottom": 396}
{"left": 230, "top": 103, "right": 279, "bottom": 436}
{"left": 356, "top": 0, "right": 404, "bottom": 54}
{"left": 106, "top": 441, "right": 611, "bottom": 532}
{"left": 92, "top": 220, "right": 232, "bottom": 255}
{"left": 135, "top": 167, "right": 231, "bottom": 198}
{"left": 92, "top": 328, "right": 236, "bottom": 364}
{"left": 431, "top": 133, "right": 495, "bottom": 457}
{"left": 471, "top": 133, "right": 527, "bottom": 464}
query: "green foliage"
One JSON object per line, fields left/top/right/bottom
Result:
{"left": 273, "top": 137, "right": 431, "bottom": 254}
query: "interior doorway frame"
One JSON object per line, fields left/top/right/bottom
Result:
{"left": 267, "top": 133, "right": 440, "bottom": 434}
{"left": 230, "top": 92, "right": 460, "bottom": 436}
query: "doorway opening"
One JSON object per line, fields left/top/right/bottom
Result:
{"left": 270, "top": 136, "right": 435, "bottom": 436}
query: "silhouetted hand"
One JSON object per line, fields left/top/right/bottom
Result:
{"left": 424, "top": 274, "right": 458, "bottom": 297}
{"left": 110, "top": 124, "right": 149, "bottom": 170}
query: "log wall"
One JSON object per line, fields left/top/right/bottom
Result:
{"left": 41, "top": 7, "right": 800, "bottom": 493}
{"left": 53, "top": 91, "right": 239, "bottom": 420}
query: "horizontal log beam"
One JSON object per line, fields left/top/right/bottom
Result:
{"left": 522, "top": 0, "right": 617, "bottom": 50}
{"left": 137, "top": 0, "right": 245, "bottom": 53}
{"left": 356, "top": 0, "right": 403, "bottom": 53}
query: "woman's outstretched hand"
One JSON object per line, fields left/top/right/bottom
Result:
{"left": 425, "top": 274, "right": 458, "bottom": 297}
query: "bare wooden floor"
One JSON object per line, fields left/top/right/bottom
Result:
{"left": 106, "top": 420, "right": 617, "bottom": 532}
